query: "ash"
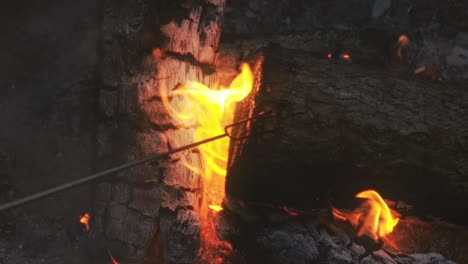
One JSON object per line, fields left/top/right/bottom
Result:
{"left": 216, "top": 203, "right": 455, "bottom": 264}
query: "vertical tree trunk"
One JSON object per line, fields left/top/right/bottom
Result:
{"left": 92, "top": 0, "right": 225, "bottom": 263}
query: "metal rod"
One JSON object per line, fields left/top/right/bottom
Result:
{"left": 0, "top": 133, "right": 227, "bottom": 212}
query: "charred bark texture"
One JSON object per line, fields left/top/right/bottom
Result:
{"left": 93, "top": 0, "right": 225, "bottom": 263}
{"left": 226, "top": 45, "right": 468, "bottom": 225}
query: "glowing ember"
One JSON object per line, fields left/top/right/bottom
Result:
{"left": 332, "top": 190, "right": 400, "bottom": 241}
{"left": 398, "top": 34, "right": 409, "bottom": 46}
{"left": 161, "top": 63, "right": 253, "bottom": 250}
{"left": 152, "top": 48, "right": 164, "bottom": 59}
{"left": 281, "top": 206, "right": 300, "bottom": 217}
{"left": 108, "top": 251, "right": 119, "bottom": 264}
{"left": 79, "top": 213, "right": 90, "bottom": 232}
{"left": 327, "top": 53, "right": 333, "bottom": 59}
{"left": 341, "top": 53, "right": 351, "bottom": 61}
{"left": 396, "top": 34, "right": 409, "bottom": 58}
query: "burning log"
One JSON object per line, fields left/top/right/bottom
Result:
{"left": 93, "top": 0, "right": 227, "bottom": 263}
{"left": 226, "top": 45, "right": 468, "bottom": 224}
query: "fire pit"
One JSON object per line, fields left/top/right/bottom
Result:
{"left": 1, "top": 1, "right": 468, "bottom": 264}
{"left": 88, "top": 0, "right": 468, "bottom": 263}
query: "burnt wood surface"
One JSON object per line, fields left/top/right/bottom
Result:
{"left": 93, "top": 0, "right": 225, "bottom": 263}
{"left": 226, "top": 45, "right": 468, "bottom": 225}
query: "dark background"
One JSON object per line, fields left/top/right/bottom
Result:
{"left": 0, "top": 0, "right": 100, "bottom": 263}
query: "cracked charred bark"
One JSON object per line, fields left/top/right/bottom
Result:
{"left": 226, "top": 45, "right": 468, "bottom": 225}
{"left": 92, "top": 0, "right": 225, "bottom": 263}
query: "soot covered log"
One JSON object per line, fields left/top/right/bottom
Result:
{"left": 226, "top": 45, "right": 468, "bottom": 224}
{"left": 92, "top": 0, "right": 225, "bottom": 262}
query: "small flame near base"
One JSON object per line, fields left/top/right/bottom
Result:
{"left": 332, "top": 190, "right": 400, "bottom": 242}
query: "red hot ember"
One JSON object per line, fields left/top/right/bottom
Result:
{"left": 79, "top": 212, "right": 91, "bottom": 232}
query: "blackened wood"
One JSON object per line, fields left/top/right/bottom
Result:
{"left": 94, "top": 0, "right": 226, "bottom": 263}
{"left": 226, "top": 45, "right": 468, "bottom": 225}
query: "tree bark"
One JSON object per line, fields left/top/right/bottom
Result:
{"left": 93, "top": 0, "right": 225, "bottom": 263}
{"left": 226, "top": 45, "right": 468, "bottom": 225}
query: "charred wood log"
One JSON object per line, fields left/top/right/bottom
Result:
{"left": 226, "top": 45, "right": 468, "bottom": 225}
{"left": 93, "top": 0, "right": 225, "bottom": 263}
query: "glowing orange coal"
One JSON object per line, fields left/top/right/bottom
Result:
{"left": 341, "top": 53, "right": 351, "bottom": 61}
{"left": 396, "top": 34, "right": 409, "bottom": 59}
{"left": 398, "top": 34, "right": 409, "bottom": 46}
{"left": 332, "top": 190, "right": 400, "bottom": 241}
{"left": 161, "top": 63, "right": 253, "bottom": 252}
{"left": 79, "top": 212, "right": 90, "bottom": 232}
{"left": 152, "top": 48, "right": 164, "bottom": 59}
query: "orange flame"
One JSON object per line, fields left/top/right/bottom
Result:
{"left": 79, "top": 213, "right": 90, "bottom": 232}
{"left": 332, "top": 190, "right": 400, "bottom": 241}
{"left": 161, "top": 63, "right": 253, "bottom": 249}
{"left": 162, "top": 63, "right": 253, "bottom": 210}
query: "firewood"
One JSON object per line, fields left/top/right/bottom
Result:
{"left": 226, "top": 45, "right": 468, "bottom": 225}
{"left": 94, "top": 0, "right": 226, "bottom": 263}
